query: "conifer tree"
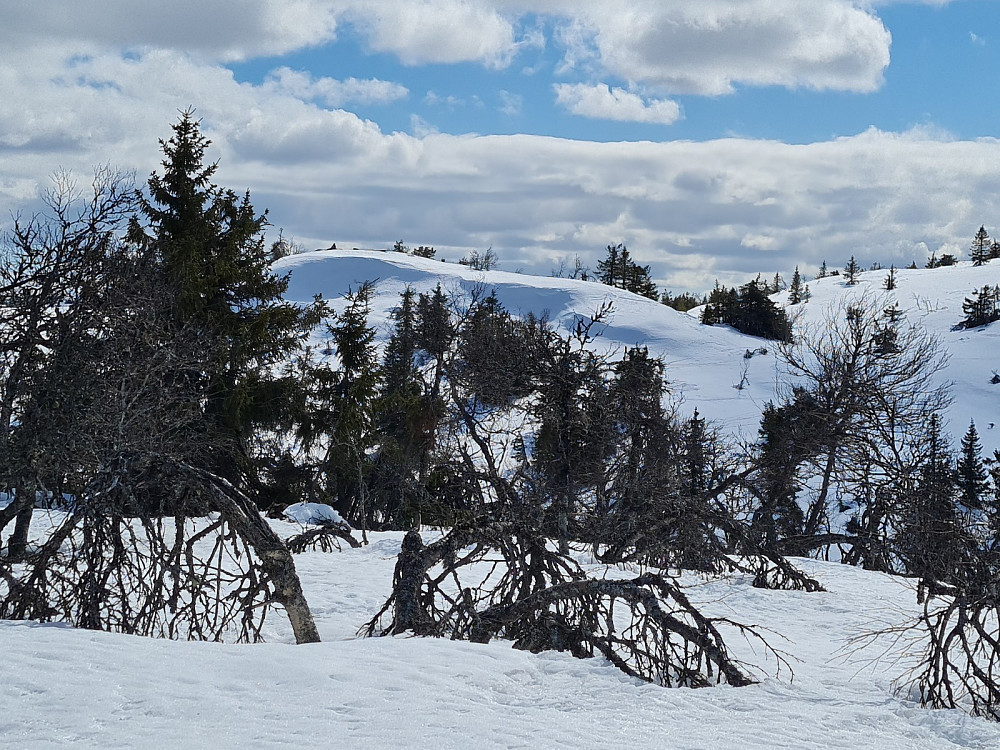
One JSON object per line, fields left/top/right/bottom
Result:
{"left": 959, "top": 285, "right": 1000, "bottom": 329}
{"left": 844, "top": 256, "right": 861, "bottom": 286}
{"left": 883, "top": 265, "right": 897, "bottom": 291}
{"left": 788, "top": 266, "right": 804, "bottom": 304}
{"left": 596, "top": 243, "right": 658, "bottom": 300}
{"left": 128, "top": 109, "right": 315, "bottom": 497}
{"left": 898, "top": 414, "right": 971, "bottom": 587}
{"left": 817, "top": 260, "right": 828, "bottom": 279}
{"left": 956, "top": 420, "right": 988, "bottom": 512}
{"left": 971, "top": 225, "right": 991, "bottom": 266}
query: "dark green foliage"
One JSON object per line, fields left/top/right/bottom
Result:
{"left": 958, "top": 285, "right": 1000, "bottom": 330}
{"left": 883, "top": 265, "right": 897, "bottom": 291}
{"left": 897, "top": 415, "right": 974, "bottom": 587}
{"left": 128, "top": 110, "right": 315, "bottom": 497}
{"left": 956, "top": 421, "right": 988, "bottom": 512}
{"left": 596, "top": 243, "right": 659, "bottom": 300}
{"left": 453, "top": 291, "right": 539, "bottom": 407}
{"left": 971, "top": 226, "right": 991, "bottom": 266}
{"left": 752, "top": 394, "right": 819, "bottom": 551}
{"left": 843, "top": 256, "right": 861, "bottom": 285}
{"left": 700, "top": 277, "right": 792, "bottom": 341}
{"left": 661, "top": 291, "right": 703, "bottom": 312}
{"left": 788, "top": 266, "right": 805, "bottom": 304}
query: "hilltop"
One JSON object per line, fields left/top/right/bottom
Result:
{"left": 276, "top": 249, "right": 1000, "bottom": 451}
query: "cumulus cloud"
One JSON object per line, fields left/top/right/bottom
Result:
{"left": 345, "top": 0, "right": 518, "bottom": 67}
{"left": 0, "top": 0, "right": 341, "bottom": 61}
{"left": 0, "top": 0, "right": 989, "bottom": 296}
{"left": 2, "top": 44, "right": 997, "bottom": 294}
{"left": 553, "top": 83, "right": 681, "bottom": 124}
{"left": 265, "top": 68, "right": 408, "bottom": 107}
{"left": 3, "top": 1, "right": 897, "bottom": 94}
{"left": 550, "top": 0, "right": 891, "bottom": 95}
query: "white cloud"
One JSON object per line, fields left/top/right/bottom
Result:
{"left": 0, "top": 0, "right": 989, "bottom": 296}
{"left": 346, "top": 0, "right": 518, "bottom": 67}
{"left": 549, "top": 0, "right": 891, "bottom": 95}
{"left": 1, "top": 45, "right": 998, "bottom": 294}
{"left": 498, "top": 90, "right": 523, "bottom": 117}
{"left": 0, "top": 1, "right": 341, "bottom": 61}
{"left": 553, "top": 83, "right": 681, "bottom": 125}
{"left": 265, "top": 68, "right": 408, "bottom": 107}
{"left": 2, "top": 1, "right": 897, "bottom": 94}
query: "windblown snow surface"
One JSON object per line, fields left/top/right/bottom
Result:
{"left": 4, "top": 252, "right": 1000, "bottom": 749}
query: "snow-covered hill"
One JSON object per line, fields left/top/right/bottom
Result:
{"left": 276, "top": 249, "right": 1000, "bottom": 451}
{"left": 5, "top": 253, "right": 1000, "bottom": 749}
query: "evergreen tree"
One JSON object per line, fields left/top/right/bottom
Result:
{"left": 596, "top": 243, "right": 658, "bottom": 300}
{"left": 596, "top": 243, "right": 622, "bottom": 287}
{"left": 883, "top": 265, "right": 897, "bottom": 291}
{"left": 702, "top": 278, "right": 791, "bottom": 341}
{"left": 971, "top": 225, "right": 991, "bottom": 266}
{"left": 817, "top": 260, "right": 828, "bottom": 279}
{"left": 897, "top": 414, "right": 971, "bottom": 587}
{"left": 128, "top": 109, "right": 315, "bottom": 496}
{"left": 958, "top": 285, "right": 1000, "bottom": 329}
{"left": 788, "top": 266, "right": 804, "bottom": 304}
{"left": 844, "top": 256, "right": 861, "bottom": 286}
{"left": 956, "top": 420, "right": 988, "bottom": 512}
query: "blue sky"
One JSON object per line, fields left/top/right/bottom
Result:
{"left": 225, "top": 2, "right": 1000, "bottom": 144}
{"left": 3, "top": 1, "right": 1000, "bottom": 292}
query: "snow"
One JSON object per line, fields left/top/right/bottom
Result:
{"left": 3, "top": 529, "right": 1000, "bottom": 749}
{"left": 275, "top": 250, "right": 1000, "bottom": 450}
{"left": 283, "top": 502, "right": 348, "bottom": 527}
{"left": 5, "top": 254, "right": 1000, "bottom": 747}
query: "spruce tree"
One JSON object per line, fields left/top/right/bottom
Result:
{"left": 844, "top": 256, "right": 861, "bottom": 286}
{"left": 971, "top": 226, "right": 991, "bottom": 266}
{"left": 129, "top": 110, "right": 313, "bottom": 493}
{"left": 596, "top": 244, "right": 622, "bottom": 287}
{"left": 956, "top": 420, "right": 988, "bottom": 512}
{"left": 959, "top": 285, "right": 1000, "bottom": 329}
{"left": 788, "top": 266, "right": 804, "bottom": 304}
{"left": 883, "top": 265, "right": 896, "bottom": 291}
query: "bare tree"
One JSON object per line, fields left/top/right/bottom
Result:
{"left": 773, "top": 293, "right": 950, "bottom": 562}
{"left": 0, "top": 169, "right": 320, "bottom": 644}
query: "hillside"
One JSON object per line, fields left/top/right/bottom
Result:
{"left": 4, "top": 252, "right": 1000, "bottom": 749}
{"left": 276, "top": 249, "right": 1000, "bottom": 452}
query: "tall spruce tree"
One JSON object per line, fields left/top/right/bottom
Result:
{"left": 788, "top": 266, "right": 804, "bottom": 304}
{"left": 129, "top": 110, "right": 313, "bottom": 495}
{"left": 956, "top": 420, "right": 988, "bottom": 512}
{"left": 971, "top": 226, "right": 991, "bottom": 266}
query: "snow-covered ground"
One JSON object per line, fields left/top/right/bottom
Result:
{"left": 6, "top": 253, "right": 1000, "bottom": 748}
{"left": 3, "top": 523, "right": 1000, "bottom": 749}
{"left": 275, "top": 250, "right": 1000, "bottom": 451}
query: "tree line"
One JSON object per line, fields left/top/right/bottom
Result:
{"left": 2, "top": 114, "right": 1000, "bottom": 714}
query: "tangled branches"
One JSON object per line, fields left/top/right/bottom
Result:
{"left": 287, "top": 520, "right": 361, "bottom": 553}
{"left": 0, "top": 457, "right": 320, "bottom": 644}
{"left": 364, "top": 525, "right": 786, "bottom": 688}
